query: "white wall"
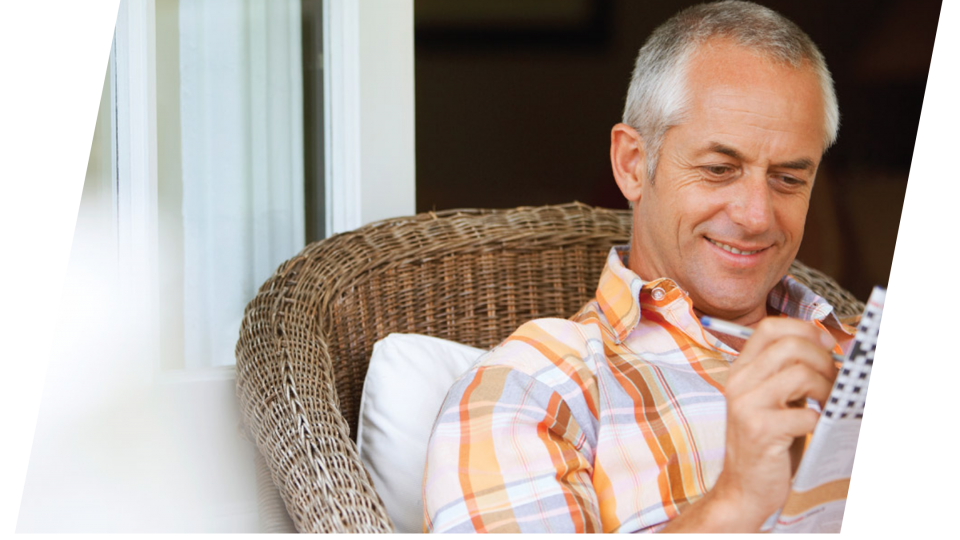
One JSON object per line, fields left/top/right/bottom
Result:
{"left": 325, "top": 0, "right": 416, "bottom": 234}
{"left": 359, "top": 0, "right": 416, "bottom": 227}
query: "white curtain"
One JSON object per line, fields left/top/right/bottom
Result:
{"left": 179, "top": 0, "right": 305, "bottom": 368}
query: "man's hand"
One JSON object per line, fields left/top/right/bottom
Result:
{"left": 661, "top": 317, "right": 838, "bottom": 532}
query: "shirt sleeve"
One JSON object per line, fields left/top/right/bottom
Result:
{"left": 422, "top": 363, "right": 601, "bottom": 533}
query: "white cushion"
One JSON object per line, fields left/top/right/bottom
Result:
{"left": 356, "top": 333, "right": 486, "bottom": 533}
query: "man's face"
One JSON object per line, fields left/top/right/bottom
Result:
{"left": 629, "top": 40, "right": 827, "bottom": 323}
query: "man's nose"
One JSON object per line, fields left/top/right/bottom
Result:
{"left": 727, "top": 174, "right": 775, "bottom": 234}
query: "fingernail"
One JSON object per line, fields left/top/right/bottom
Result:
{"left": 819, "top": 332, "right": 835, "bottom": 349}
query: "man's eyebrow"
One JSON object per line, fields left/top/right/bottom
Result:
{"left": 774, "top": 157, "right": 816, "bottom": 171}
{"left": 706, "top": 143, "right": 745, "bottom": 162}
{"left": 704, "top": 142, "right": 815, "bottom": 170}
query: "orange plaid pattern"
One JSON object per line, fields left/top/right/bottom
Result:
{"left": 422, "top": 246, "right": 853, "bottom": 533}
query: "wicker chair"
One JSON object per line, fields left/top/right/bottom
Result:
{"left": 234, "top": 202, "right": 864, "bottom": 533}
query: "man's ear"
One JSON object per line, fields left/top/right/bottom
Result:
{"left": 610, "top": 123, "right": 647, "bottom": 203}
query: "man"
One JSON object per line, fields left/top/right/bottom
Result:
{"left": 423, "top": 1, "right": 855, "bottom": 533}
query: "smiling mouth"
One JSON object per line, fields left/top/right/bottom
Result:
{"left": 706, "top": 237, "right": 767, "bottom": 255}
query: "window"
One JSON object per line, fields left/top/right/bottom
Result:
{"left": 101, "top": 0, "right": 415, "bottom": 372}
{"left": 158, "top": 0, "right": 307, "bottom": 369}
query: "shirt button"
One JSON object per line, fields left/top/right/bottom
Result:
{"left": 652, "top": 287, "right": 666, "bottom": 301}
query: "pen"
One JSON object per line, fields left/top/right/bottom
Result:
{"left": 699, "top": 315, "right": 844, "bottom": 364}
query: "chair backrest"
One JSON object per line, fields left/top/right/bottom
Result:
{"left": 237, "top": 202, "right": 864, "bottom": 441}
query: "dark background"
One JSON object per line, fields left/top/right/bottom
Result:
{"left": 413, "top": 0, "right": 941, "bottom": 301}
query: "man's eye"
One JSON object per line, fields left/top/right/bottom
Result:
{"left": 775, "top": 175, "right": 806, "bottom": 187}
{"left": 702, "top": 165, "right": 735, "bottom": 177}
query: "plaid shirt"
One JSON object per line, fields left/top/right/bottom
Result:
{"left": 422, "top": 246, "right": 855, "bottom": 533}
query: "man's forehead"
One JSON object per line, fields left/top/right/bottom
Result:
{"left": 676, "top": 41, "right": 827, "bottom": 156}
{"left": 686, "top": 40, "right": 818, "bottom": 95}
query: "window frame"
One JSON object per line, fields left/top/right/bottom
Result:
{"left": 113, "top": 0, "right": 416, "bottom": 375}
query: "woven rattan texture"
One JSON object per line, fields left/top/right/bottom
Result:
{"left": 234, "top": 202, "right": 865, "bottom": 533}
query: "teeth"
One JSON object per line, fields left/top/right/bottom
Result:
{"left": 708, "top": 238, "right": 761, "bottom": 255}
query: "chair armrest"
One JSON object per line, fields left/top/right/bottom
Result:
{"left": 236, "top": 257, "right": 394, "bottom": 533}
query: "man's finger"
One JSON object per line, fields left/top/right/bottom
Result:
{"left": 733, "top": 318, "right": 836, "bottom": 371}
{"left": 770, "top": 407, "right": 821, "bottom": 439}
{"left": 749, "top": 363, "right": 834, "bottom": 409}
{"left": 728, "top": 335, "right": 837, "bottom": 395}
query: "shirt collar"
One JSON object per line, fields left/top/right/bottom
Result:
{"left": 594, "top": 245, "right": 851, "bottom": 343}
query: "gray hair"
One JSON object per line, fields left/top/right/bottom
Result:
{"left": 622, "top": 0, "right": 840, "bottom": 181}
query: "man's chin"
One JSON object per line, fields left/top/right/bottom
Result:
{"left": 690, "top": 288, "right": 771, "bottom": 323}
